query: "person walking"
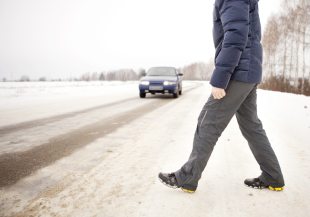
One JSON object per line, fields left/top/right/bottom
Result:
{"left": 158, "top": 0, "right": 285, "bottom": 193}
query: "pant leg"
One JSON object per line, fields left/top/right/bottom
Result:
{"left": 235, "top": 85, "right": 285, "bottom": 187}
{"left": 174, "top": 80, "right": 256, "bottom": 190}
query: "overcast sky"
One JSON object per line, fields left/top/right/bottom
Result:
{"left": 0, "top": 0, "right": 282, "bottom": 80}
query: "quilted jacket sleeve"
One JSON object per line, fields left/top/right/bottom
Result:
{"left": 210, "top": 0, "right": 250, "bottom": 89}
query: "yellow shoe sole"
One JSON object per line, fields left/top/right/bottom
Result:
{"left": 268, "top": 186, "right": 284, "bottom": 191}
{"left": 181, "top": 188, "right": 195, "bottom": 193}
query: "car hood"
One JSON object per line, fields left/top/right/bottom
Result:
{"left": 141, "top": 76, "right": 177, "bottom": 81}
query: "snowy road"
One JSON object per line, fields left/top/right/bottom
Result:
{"left": 0, "top": 81, "right": 309, "bottom": 217}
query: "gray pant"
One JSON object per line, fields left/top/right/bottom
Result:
{"left": 175, "top": 80, "right": 284, "bottom": 190}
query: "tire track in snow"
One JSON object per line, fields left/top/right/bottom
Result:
{"left": 0, "top": 97, "right": 137, "bottom": 135}
{"left": 0, "top": 84, "right": 199, "bottom": 136}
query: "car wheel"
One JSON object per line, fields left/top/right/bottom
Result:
{"left": 179, "top": 89, "right": 182, "bottom": 95}
{"left": 173, "top": 89, "right": 179, "bottom": 98}
{"left": 140, "top": 92, "right": 146, "bottom": 98}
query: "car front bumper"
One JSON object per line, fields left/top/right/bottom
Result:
{"left": 139, "top": 84, "right": 178, "bottom": 94}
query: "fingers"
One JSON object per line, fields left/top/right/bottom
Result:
{"left": 218, "top": 90, "right": 226, "bottom": 99}
{"left": 213, "top": 92, "right": 225, "bottom": 99}
{"left": 212, "top": 88, "right": 226, "bottom": 99}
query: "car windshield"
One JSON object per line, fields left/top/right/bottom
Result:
{"left": 147, "top": 67, "right": 176, "bottom": 76}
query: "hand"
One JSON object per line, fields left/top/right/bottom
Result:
{"left": 211, "top": 86, "right": 226, "bottom": 99}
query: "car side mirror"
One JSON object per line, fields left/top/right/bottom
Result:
{"left": 178, "top": 73, "right": 183, "bottom": 76}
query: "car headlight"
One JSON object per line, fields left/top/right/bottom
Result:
{"left": 140, "top": 81, "right": 150, "bottom": 85}
{"left": 163, "top": 81, "right": 176, "bottom": 86}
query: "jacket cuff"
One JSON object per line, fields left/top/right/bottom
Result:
{"left": 210, "top": 69, "right": 231, "bottom": 89}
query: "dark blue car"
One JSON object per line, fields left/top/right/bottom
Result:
{"left": 139, "top": 67, "right": 183, "bottom": 98}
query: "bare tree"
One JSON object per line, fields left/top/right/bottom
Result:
{"left": 39, "top": 77, "right": 46, "bottom": 81}
{"left": 20, "top": 75, "right": 30, "bottom": 82}
{"left": 99, "top": 72, "right": 105, "bottom": 81}
{"left": 260, "top": 0, "right": 310, "bottom": 96}
{"left": 180, "top": 62, "right": 212, "bottom": 80}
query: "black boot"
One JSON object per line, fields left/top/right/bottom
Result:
{"left": 158, "top": 172, "right": 180, "bottom": 189}
{"left": 244, "top": 177, "right": 284, "bottom": 191}
{"left": 158, "top": 172, "right": 196, "bottom": 193}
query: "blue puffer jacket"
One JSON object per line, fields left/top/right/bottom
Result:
{"left": 210, "top": 0, "right": 262, "bottom": 89}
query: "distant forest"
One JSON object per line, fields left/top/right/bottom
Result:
{"left": 259, "top": 0, "right": 310, "bottom": 96}
{"left": 3, "top": 61, "right": 213, "bottom": 83}
{"left": 77, "top": 61, "right": 214, "bottom": 82}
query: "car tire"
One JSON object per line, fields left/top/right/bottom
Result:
{"left": 179, "top": 89, "right": 182, "bottom": 95}
{"left": 140, "top": 92, "right": 146, "bottom": 98}
{"left": 173, "top": 89, "right": 179, "bottom": 98}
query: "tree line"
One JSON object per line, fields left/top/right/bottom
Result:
{"left": 179, "top": 60, "right": 213, "bottom": 81}
{"left": 259, "top": 0, "right": 310, "bottom": 96}
{"left": 1, "top": 62, "right": 213, "bottom": 82}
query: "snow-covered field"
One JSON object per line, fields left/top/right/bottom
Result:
{"left": 0, "top": 81, "right": 309, "bottom": 217}
{"left": 0, "top": 81, "right": 139, "bottom": 127}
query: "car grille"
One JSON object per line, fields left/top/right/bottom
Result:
{"left": 149, "top": 81, "right": 163, "bottom": 85}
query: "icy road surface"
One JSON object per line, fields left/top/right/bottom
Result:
{"left": 0, "top": 81, "right": 309, "bottom": 217}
